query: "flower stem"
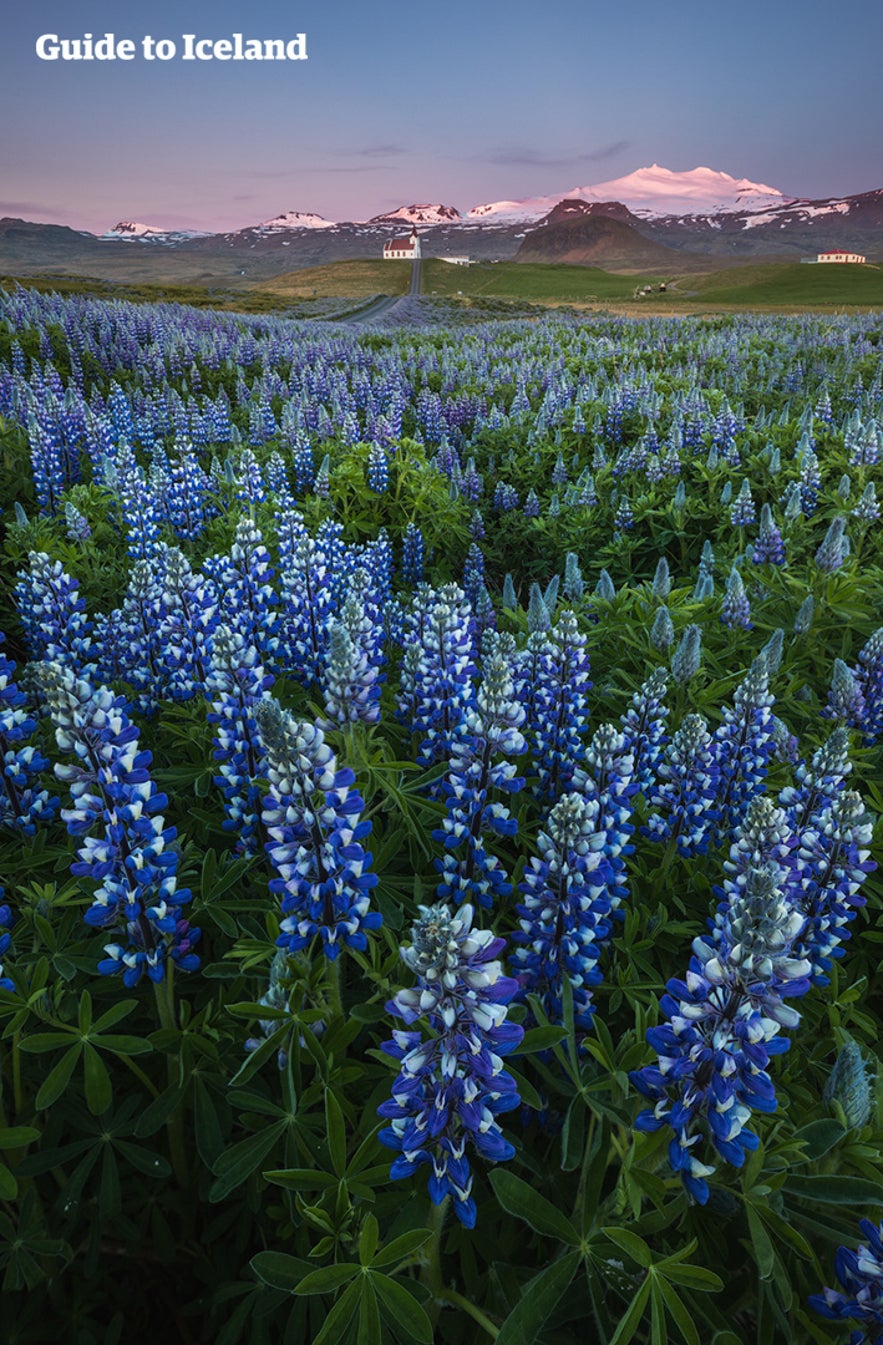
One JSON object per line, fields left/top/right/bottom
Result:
{"left": 437, "top": 1287, "right": 499, "bottom": 1338}
{"left": 153, "top": 969, "right": 188, "bottom": 1188}
{"left": 423, "top": 1196, "right": 449, "bottom": 1325}
{"left": 326, "top": 955, "right": 344, "bottom": 1021}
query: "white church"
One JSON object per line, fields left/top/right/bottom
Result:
{"left": 383, "top": 227, "right": 421, "bottom": 260}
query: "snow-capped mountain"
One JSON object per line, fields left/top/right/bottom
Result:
{"left": 467, "top": 166, "right": 790, "bottom": 225}
{"left": 101, "top": 220, "right": 213, "bottom": 243}
{"left": 368, "top": 204, "right": 462, "bottom": 225}
{"left": 256, "top": 211, "right": 336, "bottom": 232}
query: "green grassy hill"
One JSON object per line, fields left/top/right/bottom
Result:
{"left": 684, "top": 261, "right": 883, "bottom": 306}
{"left": 422, "top": 259, "right": 662, "bottom": 301}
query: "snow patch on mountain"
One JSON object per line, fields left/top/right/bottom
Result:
{"left": 468, "top": 165, "right": 791, "bottom": 225}
{"left": 101, "top": 221, "right": 212, "bottom": 242}
{"left": 257, "top": 211, "right": 336, "bottom": 232}
{"left": 369, "top": 204, "right": 462, "bottom": 225}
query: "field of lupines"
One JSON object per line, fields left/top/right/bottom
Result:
{"left": 0, "top": 284, "right": 882, "bottom": 1344}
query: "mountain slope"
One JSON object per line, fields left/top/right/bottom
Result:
{"left": 516, "top": 202, "right": 685, "bottom": 270}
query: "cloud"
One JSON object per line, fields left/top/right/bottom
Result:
{"left": 349, "top": 144, "right": 407, "bottom": 158}
{"left": 481, "top": 140, "right": 631, "bottom": 168}
{"left": 0, "top": 200, "right": 66, "bottom": 219}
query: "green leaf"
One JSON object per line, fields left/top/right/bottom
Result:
{"left": 209, "top": 1121, "right": 286, "bottom": 1202}
{"left": 602, "top": 1227, "right": 652, "bottom": 1268}
{"left": 490, "top": 1170, "right": 579, "bottom": 1245}
{"left": 194, "top": 1077, "right": 225, "bottom": 1169}
{"left": 791, "top": 1120, "right": 846, "bottom": 1163}
{"left": 324, "top": 1088, "right": 347, "bottom": 1179}
{"left": 264, "top": 1168, "right": 339, "bottom": 1192}
{"left": 358, "top": 1276, "right": 381, "bottom": 1345}
{"left": 746, "top": 1206, "right": 776, "bottom": 1281}
{"left": 608, "top": 1278, "right": 651, "bottom": 1345}
{"left": 359, "top": 1214, "right": 379, "bottom": 1267}
{"left": 785, "top": 1174, "right": 883, "bottom": 1206}
{"left": 496, "top": 1250, "right": 580, "bottom": 1345}
{"left": 0, "top": 1163, "right": 17, "bottom": 1200}
{"left": 663, "top": 1263, "right": 724, "bottom": 1292}
{"left": 115, "top": 1140, "right": 171, "bottom": 1179}
{"left": 515, "top": 1026, "right": 569, "bottom": 1055}
{"left": 92, "top": 999, "right": 139, "bottom": 1033}
{"left": 311, "top": 1279, "right": 361, "bottom": 1345}
{"left": 35, "top": 1044, "right": 81, "bottom": 1110}
{"left": 657, "top": 1278, "right": 700, "bottom": 1345}
{"left": 250, "top": 1251, "right": 312, "bottom": 1293}
{"left": 134, "top": 1083, "right": 185, "bottom": 1137}
{"left": 293, "top": 1264, "right": 360, "bottom": 1296}
{"left": 371, "top": 1229, "right": 432, "bottom": 1269}
{"left": 373, "top": 1273, "right": 433, "bottom": 1344}
{"left": 561, "top": 1095, "right": 586, "bottom": 1172}
{"left": 0, "top": 1127, "right": 40, "bottom": 1148}
{"left": 83, "top": 1043, "right": 112, "bottom": 1116}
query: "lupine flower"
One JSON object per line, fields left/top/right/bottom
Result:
{"left": 402, "top": 522, "right": 424, "bottom": 586}
{"left": 827, "top": 659, "right": 866, "bottom": 725}
{"left": 824, "top": 1040, "right": 873, "bottom": 1129}
{"left": 671, "top": 624, "right": 702, "bottom": 684}
{"left": 513, "top": 793, "right": 613, "bottom": 1033}
{"left": 852, "top": 630, "right": 883, "bottom": 744}
{"left": 378, "top": 903, "right": 522, "bottom": 1228}
{"left": 64, "top": 501, "right": 91, "bottom": 542}
{"left": 594, "top": 570, "right": 616, "bottom": 602}
{"left": 408, "top": 584, "right": 477, "bottom": 768}
{"left": 853, "top": 482, "right": 880, "bottom": 523}
{"left": 205, "top": 625, "right": 273, "bottom": 855}
{"left": 794, "top": 594, "right": 815, "bottom": 636}
{"left": 644, "top": 714, "right": 719, "bottom": 857}
{"left": 620, "top": 668, "right": 670, "bottom": 797}
{"left": 651, "top": 607, "right": 674, "bottom": 652}
{"left": 530, "top": 610, "right": 592, "bottom": 798}
{"left": 632, "top": 862, "right": 811, "bottom": 1203}
{"left": 213, "top": 516, "right": 278, "bottom": 661}
{"left": 321, "top": 579, "right": 382, "bottom": 729}
{"left": 752, "top": 504, "right": 786, "bottom": 565}
{"left": 652, "top": 558, "right": 671, "bottom": 599}
{"left": 14, "top": 551, "right": 93, "bottom": 672}
{"left": 256, "top": 698, "right": 380, "bottom": 961}
{"left": 157, "top": 549, "right": 219, "bottom": 702}
{"left": 0, "top": 634, "right": 59, "bottom": 833}
{"left": 816, "top": 516, "right": 848, "bottom": 572}
{"left": 0, "top": 894, "right": 16, "bottom": 992}
{"left": 39, "top": 663, "right": 198, "bottom": 985}
{"left": 730, "top": 479, "right": 755, "bottom": 527}
{"left": 790, "top": 789, "right": 875, "bottom": 985}
{"left": 277, "top": 533, "right": 333, "bottom": 687}
{"left": 810, "top": 1219, "right": 883, "bottom": 1344}
{"left": 434, "top": 651, "right": 525, "bottom": 911}
{"left": 721, "top": 566, "right": 752, "bottom": 630}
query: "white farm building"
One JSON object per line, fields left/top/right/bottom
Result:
{"left": 383, "top": 227, "right": 421, "bottom": 260}
{"left": 817, "top": 248, "right": 866, "bottom": 264}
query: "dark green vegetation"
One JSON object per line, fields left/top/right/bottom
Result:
{"left": 0, "top": 292, "right": 882, "bottom": 1345}
{"left": 422, "top": 259, "right": 661, "bottom": 301}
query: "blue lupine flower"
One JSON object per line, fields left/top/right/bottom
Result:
{"left": 790, "top": 789, "right": 876, "bottom": 985}
{"left": 367, "top": 442, "right": 389, "bottom": 493}
{"left": 64, "top": 501, "right": 91, "bottom": 542}
{"left": 711, "top": 653, "right": 776, "bottom": 839}
{"left": 512, "top": 793, "right": 613, "bottom": 1033}
{"left": 211, "top": 516, "right": 278, "bottom": 662}
{"left": 651, "top": 607, "right": 674, "bottom": 652}
{"left": 752, "top": 504, "right": 786, "bottom": 565}
{"left": 378, "top": 903, "right": 522, "bottom": 1228}
{"left": 827, "top": 659, "right": 866, "bottom": 726}
{"left": 321, "top": 577, "right": 382, "bottom": 729}
{"left": 644, "top": 714, "right": 720, "bottom": 857}
{"left": 256, "top": 698, "right": 380, "bottom": 961}
{"left": 0, "top": 634, "right": 59, "bottom": 834}
{"left": 205, "top": 625, "right": 273, "bottom": 855}
{"left": 730, "top": 479, "right": 755, "bottom": 528}
{"left": 620, "top": 668, "right": 669, "bottom": 797}
{"left": 408, "top": 584, "right": 477, "bottom": 768}
{"left": 721, "top": 566, "right": 752, "bottom": 630}
{"left": 14, "top": 551, "right": 93, "bottom": 672}
{"left": 434, "top": 651, "right": 526, "bottom": 911}
{"left": 530, "top": 610, "right": 592, "bottom": 798}
{"left": 0, "top": 894, "right": 16, "bottom": 992}
{"left": 632, "top": 861, "right": 810, "bottom": 1204}
{"left": 277, "top": 533, "right": 333, "bottom": 687}
{"left": 157, "top": 548, "right": 219, "bottom": 702}
{"left": 402, "top": 522, "right": 425, "bottom": 586}
{"left": 39, "top": 663, "right": 198, "bottom": 985}
{"left": 810, "top": 1219, "right": 883, "bottom": 1344}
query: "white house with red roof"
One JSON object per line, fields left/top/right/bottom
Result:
{"left": 817, "top": 248, "right": 866, "bottom": 264}
{"left": 383, "top": 227, "right": 421, "bottom": 260}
